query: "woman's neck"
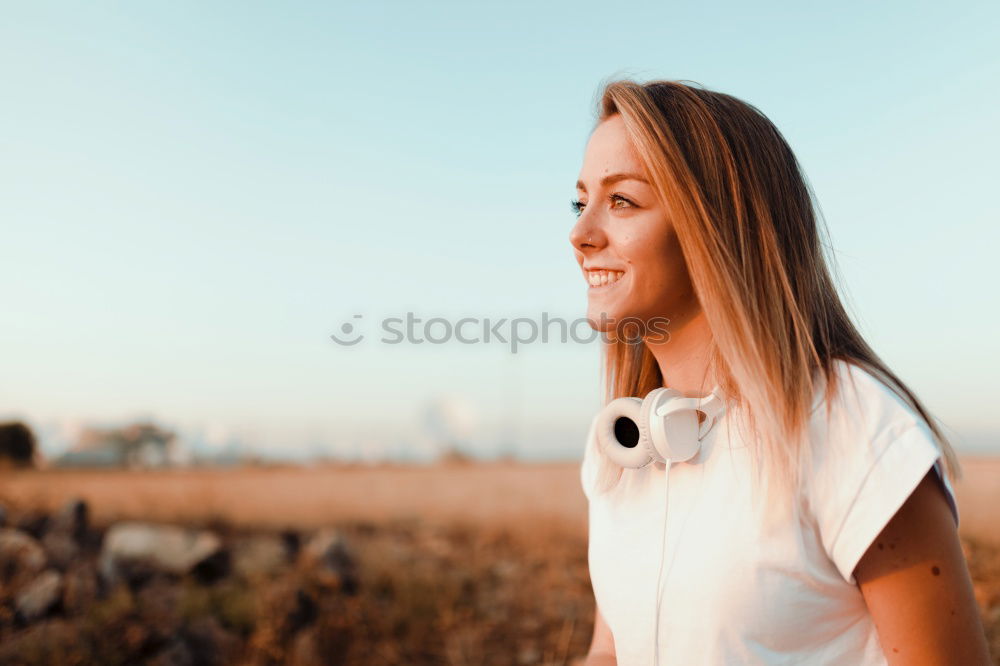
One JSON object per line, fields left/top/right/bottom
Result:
{"left": 643, "top": 308, "right": 716, "bottom": 397}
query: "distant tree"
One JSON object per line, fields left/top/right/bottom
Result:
{"left": 59, "top": 421, "right": 179, "bottom": 468}
{"left": 438, "top": 446, "right": 474, "bottom": 465}
{"left": 0, "top": 421, "right": 38, "bottom": 469}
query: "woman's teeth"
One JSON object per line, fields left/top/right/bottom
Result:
{"left": 587, "top": 270, "right": 625, "bottom": 287}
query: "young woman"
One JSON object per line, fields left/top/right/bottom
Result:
{"left": 570, "top": 79, "right": 991, "bottom": 665}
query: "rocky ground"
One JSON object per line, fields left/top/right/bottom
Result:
{"left": 0, "top": 498, "right": 593, "bottom": 665}
{"left": 0, "top": 498, "right": 997, "bottom": 665}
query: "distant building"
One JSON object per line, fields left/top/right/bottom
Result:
{"left": 57, "top": 421, "right": 181, "bottom": 468}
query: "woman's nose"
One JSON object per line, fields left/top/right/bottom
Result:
{"left": 569, "top": 215, "right": 606, "bottom": 253}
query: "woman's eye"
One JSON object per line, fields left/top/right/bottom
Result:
{"left": 570, "top": 194, "right": 636, "bottom": 218}
{"left": 609, "top": 193, "right": 636, "bottom": 209}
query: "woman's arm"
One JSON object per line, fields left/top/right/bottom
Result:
{"left": 854, "top": 469, "right": 991, "bottom": 664}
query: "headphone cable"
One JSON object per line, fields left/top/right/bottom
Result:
{"left": 653, "top": 459, "right": 671, "bottom": 666}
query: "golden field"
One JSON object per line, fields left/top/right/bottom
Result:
{"left": 0, "top": 457, "right": 997, "bottom": 664}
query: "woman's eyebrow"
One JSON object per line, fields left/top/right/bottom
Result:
{"left": 575, "top": 172, "right": 650, "bottom": 192}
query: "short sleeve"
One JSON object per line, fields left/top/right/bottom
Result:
{"left": 807, "top": 364, "right": 960, "bottom": 585}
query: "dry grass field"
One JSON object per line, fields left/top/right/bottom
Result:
{"left": 0, "top": 457, "right": 997, "bottom": 664}
{"left": 0, "top": 461, "right": 589, "bottom": 539}
{"left": 4, "top": 457, "right": 996, "bottom": 542}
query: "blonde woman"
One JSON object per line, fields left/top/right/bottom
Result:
{"left": 571, "top": 79, "right": 990, "bottom": 665}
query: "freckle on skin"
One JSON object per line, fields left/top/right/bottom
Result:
{"left": 893, "top": 647, "right": 899, "bottom": 653}
{"left": 877, "top": 542, "right": 884, "bottom": 551}
{"left": 931, "top": 565, "right": 940, "bottom": 576}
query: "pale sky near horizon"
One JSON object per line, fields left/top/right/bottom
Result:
{"left": 2, "top": 1, "right": 998, "bottom": 461}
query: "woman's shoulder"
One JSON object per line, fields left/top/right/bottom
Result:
{"left": 803, "top": 358, "right": 939, "bottom": 496}
{"left": 808, "top": 358, "right": 924, "bottom": 443}
{"left": 802, "top": 358, "right": 958, "bottom": 582}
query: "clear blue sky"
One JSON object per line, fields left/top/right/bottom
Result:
{"left": 2, "top": 1, "right": 998, "bottom": 461}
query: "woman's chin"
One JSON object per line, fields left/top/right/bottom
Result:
{"left": 586, "top": 302, "right": 627, "bottom": 328}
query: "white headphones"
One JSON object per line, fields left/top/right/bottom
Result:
{"left": 593, "top": 384, "right": 728, "bottom": 665}
{"left": 595, "top": 385, "right": 728, "bottom": 468}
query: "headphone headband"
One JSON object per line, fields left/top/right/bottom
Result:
{"left": 653, "top": 385, "right": 725, "bottom": 415}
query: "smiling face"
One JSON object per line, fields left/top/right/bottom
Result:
{"left": 569, "top": 114, "right": 699, "bottom": 333}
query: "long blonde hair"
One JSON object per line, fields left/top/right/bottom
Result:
{"left": 588, "top": 77, "right": 961, "bottom": 513}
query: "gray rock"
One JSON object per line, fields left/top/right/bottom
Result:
{"left": 49, "top": 497, "right": 88, "bottom": 541}
{"left": 299, "top": 528, "right": 358, "bottom": 593}
{"left": 232, "top": 534, "right": 289, "bottom": 580}
{"left": 99, "top": 522, "right": 223, "bottom": 585}
{"left": 16, "top": 569, "right": 63, "bottom": 622}
{"left": 0, "top": 528, "right": 47, "bottom": 586}
{"left": 13, "top": 512, "right": 48, "bottom": 540}
{"left": 41, "top": 531, "right": 80, "bottom": 571}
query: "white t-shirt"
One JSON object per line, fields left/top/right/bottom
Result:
{"left": 580, "top": 359, "right": 959, "bottom": 665}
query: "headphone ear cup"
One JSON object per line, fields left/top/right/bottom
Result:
{"left": 650, "top": 392, "right": 703, "bottom": 462}
{"left": 595, "top": 397, "right": 652, "bottom": 468}
{"left": 638, "top": 387, "right": 671, "bottom": 464}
